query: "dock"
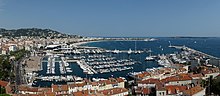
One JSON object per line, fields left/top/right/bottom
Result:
{"left": 75, "top": 60, "right": 98, "bottom": 74}
{"left": 169, "top": 45, "right": 219, "bottom": 60}
{"left": 106, "top": 50, "right": 144, "bottom": 54}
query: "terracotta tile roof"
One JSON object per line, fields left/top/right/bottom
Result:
{"left": 69, "top": 82, "right": 86, "bottom": 88}
{"left": 138, "top": 78, "right": 160, "bottom": 84}
{"left": 156, "top": 83, "right": 165, "bottom": 90}
{"left": 161, "top": 76, "right": 179, "bottom": 83}
{"left": 72, "top": 90, "right": 98, "bottom": 96}
{"left": 135, "top": 72, "right": 150, "bottom": 79}
{"left": 46, "top": 91, "right": 56, "bottom": 96}
{"left": 38, "top": 88, "right": 52, "bottom": 93}
{"left": 73, "top": 91, "right": 83, "bottom": 96}
{"left": 26, "top": 94, "right": 38, "bottom": 96}
{"left": 61, "top": 85, "right": 68, "bottom": 91}
{"left": 190, "top": 73, "right": 203, "bottom": 78}
{"left": 18, "top": 86, "right": 38, "bottom": 92}
{"left": 5, "top": 86, "right": 12, "bottom": 94}
{"left": 77, "top": 82, "right": 86, "bottom": 87}
{"left": 28, "top": 87, "right": 38, "bottom": 92}
{"left": 178, "top": 68, "right": 187, "bottom": 72}
{"left": 99, "top": 88, "right": 128, "bottom": 96}
{"left": 116, "top": 78, "right": 124, "bottom": 83}
{"left": 165, "top": 85, "right": 188, "bottom": 95}
{"left": 0, "top": 80, "right": 9, "bottom": 87}
{"left": 201, "top": 70, "right": 214, "bottom": 75}
{"left": 52, "top": 85, "right": 59, "bottom": 92}
{"left": 135, "top": 87, "right": 151, "bottom": 95}
{"left": 161, "top": 74, "right": 192, "bottom": 83}
{"left": 18, "top": 86, "right": 26, "bottom": 91}
{"left": 69, "top": 78, "right": 123, "bottom": 89}
{"left": 98, "top": 79, "right": 116, "bottom": 85}
{"left": 52, "top": 84, "right": 68, "bottom": 92}
{"left": 183, "top": 86, "right": 204, "bottom": 95}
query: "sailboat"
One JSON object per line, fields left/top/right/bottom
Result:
{"left": 168, "top": 41, "right": 172, "bottom": 47}
{"left": 128, "top": 48, "right": 132, "bottom": 54}
{"left": 145, "top": 50, "right": 156, "bottom": 61}
{"left": 134, "top": 41, "right": 141, "bottom": 54}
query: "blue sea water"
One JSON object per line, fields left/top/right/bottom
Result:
{"left": 35, "top": 37, "right": 220, "bottom": 87}
{"left": 83, "top": 37, "right": 220, "bottom": 58}
{"left": 72, "top": 37, "right": 220, "bottom": 77}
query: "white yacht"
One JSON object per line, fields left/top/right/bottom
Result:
{"left": 128, "top": 48, "right": 132, "bottom": 54}
{"left": 145, "top": 56, "right": 155, "bottom": 61}
{"left": 113, "top": 49, "right": 120, "bottom": 54}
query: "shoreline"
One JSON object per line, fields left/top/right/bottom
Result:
{"left": 73, "top": 38, "right": 157, "bottom": 46}
{"left": 73, "top": 40, "right": 103, "bottom": 46}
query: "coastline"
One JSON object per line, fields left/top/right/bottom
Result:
{"left": 73, "top": 40, "right": 103, "bottom": 46}
{"left": 73, "top": 38, "right": 157, "bottom": 46}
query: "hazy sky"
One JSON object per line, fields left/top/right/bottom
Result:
{"left": 0, "top": 0, "right": 220, "bottom": 37}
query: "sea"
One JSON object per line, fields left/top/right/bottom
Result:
{"left": 34, "top": 37, "right": 220, "bottom": 87}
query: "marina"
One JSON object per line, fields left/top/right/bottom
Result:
{"left": 82, "top": 54, "right": 136, "bottom": 74}
{"left": 31, "top": 38, "right": 220, "bottom": 87}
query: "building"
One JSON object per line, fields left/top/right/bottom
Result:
{"left": 182, "top": 86, "right": 205, "bottom": 96}
{"left": 9, "top": 45, "right": 17, "bottom": 52}
{"left": 161, "top": 74, "right": 193, "bottom": 86}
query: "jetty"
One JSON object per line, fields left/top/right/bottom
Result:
{"left": 106, "top": 49, "right": 144, "bottom": 54}
{"left": 169, "top": 45, "right": 219, "bottom": 60}
{"left": 76, "top": 60, "right": 98, "bottom": 74}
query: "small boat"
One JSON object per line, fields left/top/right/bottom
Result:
{"left": 145, "top": 51, "right": 156, "bottom": 61}
{"left": 113, "top": 49, "right": 120, "bottom": 54}
{"left": 128, "top": 49, "right": 132, "bottom": 54}
{"left": 145, "top": 56, "right": 155, "bottom": 61}
{"left": 194, "top": 41, "right": 197, "bottom": 44}
{"left": 144, "top": 38, "right": 157, "bottom": 42}
{"left": 134, "top": 50, "right": 141, "bottom": 54}
{"left": 145, "top": 49, "right": 152, "bottom": 53}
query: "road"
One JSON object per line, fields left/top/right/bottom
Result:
{"left": 14, "top": 53, "right": 29, "bottom": 93}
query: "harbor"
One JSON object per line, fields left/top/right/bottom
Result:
{"left": 28, "top": 38, "right": 220, "bottom": 87}
{"left": 169, "top": 45, "right": 220, "bottom": 59}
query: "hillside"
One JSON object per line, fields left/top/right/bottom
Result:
{"left": 0, "top": 28, "right": 80, "bottom": 38}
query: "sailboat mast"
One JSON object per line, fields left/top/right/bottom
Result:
{"left": 169, "top": 41, "right": 171, "bottom": 47}
{"left": 135, "top": 41, "right": 136, "bottom": 52}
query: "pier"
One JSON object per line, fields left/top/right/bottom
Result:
{"left": 76, "top": 60, "right": 98, "bottom": 74}
{"left": 45, "top": 45, "right": 145, "bottom": 55}
{"left": 169, "top": 45, "right": 220, "bottom": 60}
{"left": 35, "top": 75, "right": 80, "bottom": 82}
{"left": 105, "top": 50, "right": 144, "bottom": 54}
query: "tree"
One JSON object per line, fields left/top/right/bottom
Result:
{"left": 211, "top": 76, "right": 220, "bottom": 95}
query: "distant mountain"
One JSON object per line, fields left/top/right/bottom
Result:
{"left": 0, "top": 28, "right": 80, "bottom": 38}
